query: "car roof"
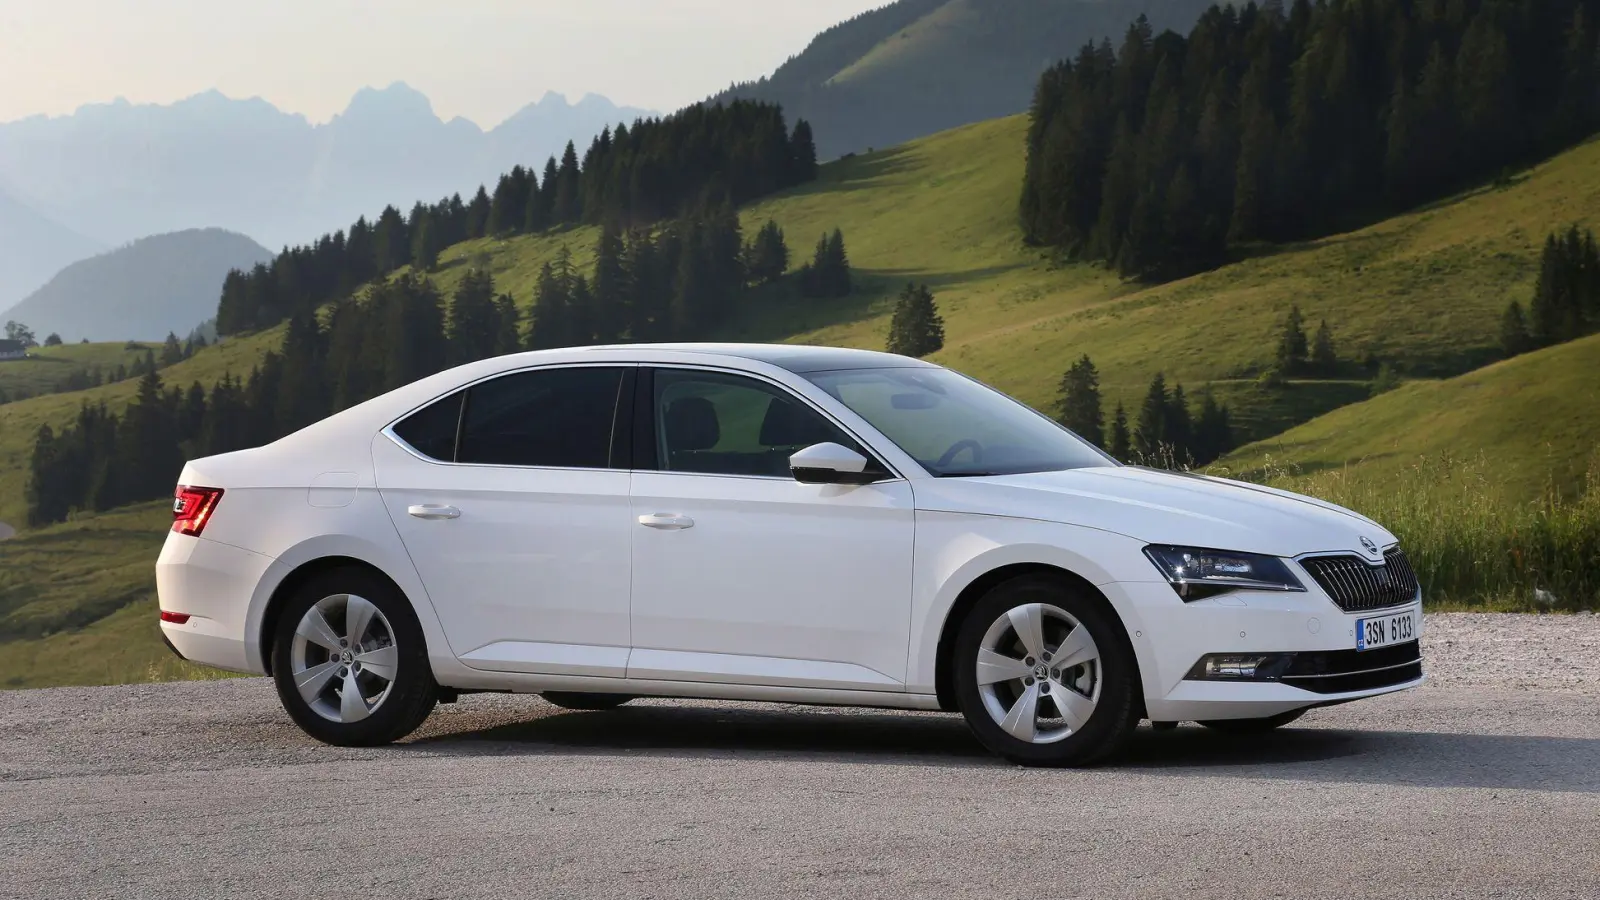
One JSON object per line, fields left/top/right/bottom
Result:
{"left": 580, "top": 342, "right": 938, "bottom": 374}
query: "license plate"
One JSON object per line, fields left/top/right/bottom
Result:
{"left": 1356, "top": 608, "right": 1419, "bottom": 651}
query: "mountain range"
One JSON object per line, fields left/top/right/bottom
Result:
{"left": 0, "top": 189, "right": 103, "bottom": 318}
{"left": 0, "top": 85, "right": 654, "bottom": 307}
{"left": 714, "top": 0, "right": 1215, "bottom": 160}
{"left": 0, "top": 228, "right": 272, "bottom": 342}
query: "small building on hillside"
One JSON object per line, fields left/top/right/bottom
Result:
{"left": 0, "top": 340, "right": 27, "bottom": 361}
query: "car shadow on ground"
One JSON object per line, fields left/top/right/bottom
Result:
{"left": 406, "top": 703, "right": 1600, "bottom": 793}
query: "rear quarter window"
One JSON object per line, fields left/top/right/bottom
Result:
{"left": 392, "top": 390, "right": 466, "bottom": 461}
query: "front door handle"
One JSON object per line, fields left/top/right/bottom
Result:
{"left": 408, "top": 504, "right": 461, "bottom": 520}
{"left": 638, "top": 513, "right": 694, "bottom": 530}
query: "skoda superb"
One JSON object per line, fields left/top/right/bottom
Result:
{"left": 157, "top": 344, "right": 1423, "bottom": 766}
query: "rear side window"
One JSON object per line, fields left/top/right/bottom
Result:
{"left": 457, "top": 367, "right": 627, "bottom": 468}
{"left": 392, "top": 390, "right": 465, "bottom": 461}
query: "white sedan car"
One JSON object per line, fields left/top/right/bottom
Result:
{"left": 157, "top": 343, "right": 1422, "bottom": 766}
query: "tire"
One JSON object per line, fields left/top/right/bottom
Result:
{"left": 952, "top": 575, "right": 1140, "bottom": 767}
{"left": 541, "top": 692, "right": 634, "bottom": 711}
{"left": 271, "top": 566, "right": 438, "bottom": 746}
{"left": 1198, "top": 709, "right": 1307, "bottom": 733}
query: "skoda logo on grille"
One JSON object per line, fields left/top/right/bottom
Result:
{"left": 1360, "top": 536, "right": 1380, "bottom": 555}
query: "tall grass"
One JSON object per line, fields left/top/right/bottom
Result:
{"left": 1224, "top": 452, "right": 1600, "bottom": 611}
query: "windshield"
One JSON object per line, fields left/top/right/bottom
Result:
{"left": 805, "top": 367, "right": 1115, "bottom": 477}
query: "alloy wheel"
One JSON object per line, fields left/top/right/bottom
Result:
{"left": 289, "top": 594, "right": 399, "bottom": 724}
{"left": 975, "top": 602, "right": 1102, "bottom": 744}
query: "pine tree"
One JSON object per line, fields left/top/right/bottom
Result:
{"left": 745, "top": 220, "right": 789, "bottom": 285}
{"left": 160, "top": 332, "right": 184, "bottom": 367}
{"left": 1500, "top": 300, "right": 1532, "bottom": 357}
{"left": 591, "top": 223, "right": 628, "bottom": 344}
{"left": 466, "top": 186, "right": 491, "bottom": 239}
{"left": 493, "top": 293, "right": 521, "bottom": 356}
{"left": 553, "top": 142, "right": 583, "bottom": 224}
{"left": 411, "top": 213, "right": 440, "bottom": 272}
{"left": 791, "top": 119, "right": 818, "bottom": 182}
{"left": 1193, "top": 392, "right": 1234, "bottom": 465}
{"left": 1165, "top": 383, "right": 1193, "bottom": 465}
{"left": 1109, "top": 402, "right": 1131, "bottom": 461}
{"left": 1277, "top": 305, "right": 1309, "bottom": 375}
{"left": 885, "top": 283, "right": 945, "bottom": 358}
{"left": 528, "top": 260, "right": 572, "bottom": 350}
{"left": 1311, "top": 319, "right": 1338, "bottom": 374}
{"left": 274, "top": 311, "right": 327, "bottom": 434}
{"left": 373, "top": 205, "right": 410, "bottom": 273}
{"left": 448, "top": 268, "right": 502, "bottom": 365}
{"left": 1133, "top": 372, "right": 1169, "bottom": 462}
{"left": 1055, "top": 355, "right": 1105, "bottom": 448}
{"left": 114, "top": 369, "right": 184, "bottom": 510}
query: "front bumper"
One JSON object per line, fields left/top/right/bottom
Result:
{"left": 155, "top": 532, "right": 279, "bottom": 675}
{"left": 1108, "top": 580, "right": 1423, "bottom": 722}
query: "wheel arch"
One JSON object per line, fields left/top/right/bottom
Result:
{"left": 259, "top": 556, "right": 421, "bottom": 676}
{"left": 933, "top": 562, "right": 1144, "bottom": 717}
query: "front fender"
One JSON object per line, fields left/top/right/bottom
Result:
{"left": 907, "top": 511, "right": 1165, "bottom": 696}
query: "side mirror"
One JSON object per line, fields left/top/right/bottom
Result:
{"left": 789, "top": 442, "right": 887, "bottom": 485}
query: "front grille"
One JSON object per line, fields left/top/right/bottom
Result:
{"left": 1279, "top": 640, "right": 1423, "bottom": 694}
{"left": 1301, "top": 548, "right": 1420, "bottom": 612}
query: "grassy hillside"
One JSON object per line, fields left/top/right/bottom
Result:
{"left": 2, "top": 118, "right": 1598, "bottom": 531}
{"left": 0, "top": 340, "right": 153, "bottom": 399}
{"left": 712, "top": 0, "right": 1212, "bottom": 159}
{"left": 0, "top": 326, "right": 286, "bottom": 528}
{"left": 1207, "top": 336, "right": 1600, "bottom": 610}
{"left": 0, "top": 502, "right": 234, "bottom": 688}
{"left": 1219, "top": 333, "right": 1600, "bottom": 503}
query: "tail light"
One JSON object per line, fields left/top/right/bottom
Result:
{"left": 172, "top": 485, "right": 224, "bottom": 537}
{"left": 159, "top": 611, "right": 191, "bottom": 624}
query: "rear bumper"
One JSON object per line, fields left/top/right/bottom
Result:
{"left": 1108, "top": 580, "right": 1424, "bottom": 721}
{"left": 155, "top": 533, "right": 278, "bottom": 675}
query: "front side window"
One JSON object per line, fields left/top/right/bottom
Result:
{"left": 455, "top": 366, "right": 627, "bottom": 468}
{"left": 654, "top": 368, "right": 862, "bottom": 477}
{"left": 805, "top": 367, "right": 1113, "bottom": 477}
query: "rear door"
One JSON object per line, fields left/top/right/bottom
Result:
{"left": 374, "top": 364, "right": 636, "bottom": 677}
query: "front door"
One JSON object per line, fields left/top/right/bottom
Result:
{"left": 628, "top": 366, "right": 916, "bottom": 691}
{"left": 375, "top": 365, "right": 635, "bottom": 677}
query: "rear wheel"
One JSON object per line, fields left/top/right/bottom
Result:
{"left": 271, "top": 567, "right": 438, "bottom": 746}
{"left": 541, "top": 692, "right": 634, "bottom": 711}
{"left": 1198, "top": 709, "right": 1307, "bottom": 733}
{"left": 952, "top": 575, "right": 1140, "bottom": 767}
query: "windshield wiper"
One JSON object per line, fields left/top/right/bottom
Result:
{"left": 935, "top": 470, "right": 1006, "bottom": 478}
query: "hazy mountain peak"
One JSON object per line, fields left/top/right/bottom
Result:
{"left": 338, "top": 82, "right": 438, "bottom": 123}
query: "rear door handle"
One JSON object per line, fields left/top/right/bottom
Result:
{"left": 638, "top": 513, "right": 694, "bottom": 530}
{"left": 408, "top": 504, "right": 461, "bottom": 520}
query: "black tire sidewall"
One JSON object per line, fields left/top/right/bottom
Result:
{"left": 271, "top": 567, "right": 437, "bottom": 746}
{"left": 953, "top": 575, "right": 1140, "bottom": 767}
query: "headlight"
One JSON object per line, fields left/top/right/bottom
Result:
{"left": 1143, "top": 545, "right": 1306, "bottom": 600}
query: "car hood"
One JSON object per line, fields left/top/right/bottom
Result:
{"left": 912, "top": 465, "right": 1395, "bottom": 559}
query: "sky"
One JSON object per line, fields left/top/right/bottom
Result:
{"left": 0, "top": 0, "right": 890, "bottom": 126}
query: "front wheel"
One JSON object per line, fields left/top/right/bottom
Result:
{"left": 952, "top": 576, "right": 1140, "bottom": 767}
{"left": 271, "top": 567, "right": 438, "bottom": 746}
{"left": 1198, "top": 709, "right": 1307, "bottom": 733}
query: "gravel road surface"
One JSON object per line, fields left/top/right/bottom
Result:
{"left": 3, "top": 613, "right": 1598, "bottom": 900}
